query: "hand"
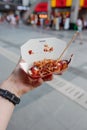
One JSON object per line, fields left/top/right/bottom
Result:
{"left": 0, "top": 59, "right": 53, "bottom": 97}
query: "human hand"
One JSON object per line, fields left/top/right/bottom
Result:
{"left": 0, "top": 59, "right": 53, "bottom": 97}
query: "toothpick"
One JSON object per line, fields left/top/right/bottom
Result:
{"left": 57, "top": 31, "right": 79, "bottom": 61}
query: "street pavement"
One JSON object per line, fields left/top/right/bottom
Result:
{"left": 0, "top": 22, "right": 87, "bottom": 130}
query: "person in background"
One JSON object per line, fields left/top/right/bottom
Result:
{"left": 6, "top": 14, "right": 11, "bottom": 23}
{"left": 34, "top": 14, "right": 38, "bottom": 27}
{"left": 40, "top": 18, "right": 44, "bottom": 28}
{"left": 15, "top": 14, "right": 20, "bottom": 26}
{"left": 77, "top": 17, "right": 83, "bottom": 44}
{"left": 0, "top": 59, "right": 53, "bottom": 130}
{"left": 50, "top": 14, "right": 54, "bottom": 29}
{"left": 44, "top": 17, "right": 50, "bottom": 29}
{"left": 64, "top": 14, "right": 70, "bottom": 30}
{"left": 55, "top": 13, "right": 60, "bottom": 30}
{"left": 59, "top": 14, "right": 64, "bottom": 30}
{"left": 52, "top": 15, "right": 56, "bottom": 30}
{"left": 83, "top": 17, "right": 87, "bottom": 29}
{"left": 30, "top": 14, "right": 35, "bottom": 27}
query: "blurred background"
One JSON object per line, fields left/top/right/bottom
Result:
{"left": 0, "top": 0, "right": 87, "bottom": 130}
{"left": 0, "top": 0, "right": 87, "bottom": 29}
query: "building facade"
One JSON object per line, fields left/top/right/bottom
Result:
{"left": 51, "top": 0, "right": 87, "bottom": 8}
{"left": 51, "top": 0, "right": 87, "bottom": 22}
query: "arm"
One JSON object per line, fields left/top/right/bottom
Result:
{"left": 0, "top": 60, "right": 53, "bottom": 130}
{"left": 0, "top": 94, "right": 15, "bottom": 130}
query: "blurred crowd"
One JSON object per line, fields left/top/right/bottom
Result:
{"left": 0, "top": 12, "right": 20, "bottom": 26}
{"left": 25, "top": 12, "right": 87, "bottom": 31}
{"left": 25, "top": 13, "right": 71, "bottom": 30}
{"left": 0, "top": 11, "right": 87, "bottom": 32}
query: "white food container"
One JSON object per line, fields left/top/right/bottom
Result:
{"left": 20, "top": 37, "right": 67, "bottom": 74}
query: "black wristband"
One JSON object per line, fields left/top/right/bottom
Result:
{"left": 0, "top": 88, "right": 20, "bottom": 105}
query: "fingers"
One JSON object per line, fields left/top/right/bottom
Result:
{"left": 42, "top": 74, "right": 53, "bottom": 81}
{"left": 28, "top": 76, "right": 43, "bottom": 88}
{"left": 28, "top": 74, "right": 53, "bottom": 88}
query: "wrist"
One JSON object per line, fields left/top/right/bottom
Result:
{"left": 0, "top": 76, "right": 21, "bottom": 98}
{"left": 0, "top": 88, "right": 20, "bottom": 105}
{"left": 0, "top": 74, "right": 21, "bottom": 105}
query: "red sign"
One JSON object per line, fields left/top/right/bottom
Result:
{"left": 34, "top": 2, "right": 48, "bottom": 12}
{"left": 56, "top": 0, "right": 66, "bottom": 7}
{"left": 84, "top": 0, "right": 87, "bottom": 7}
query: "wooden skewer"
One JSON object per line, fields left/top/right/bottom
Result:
{"left": 57, "top": 31, "right": 79, "bottom": 61}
